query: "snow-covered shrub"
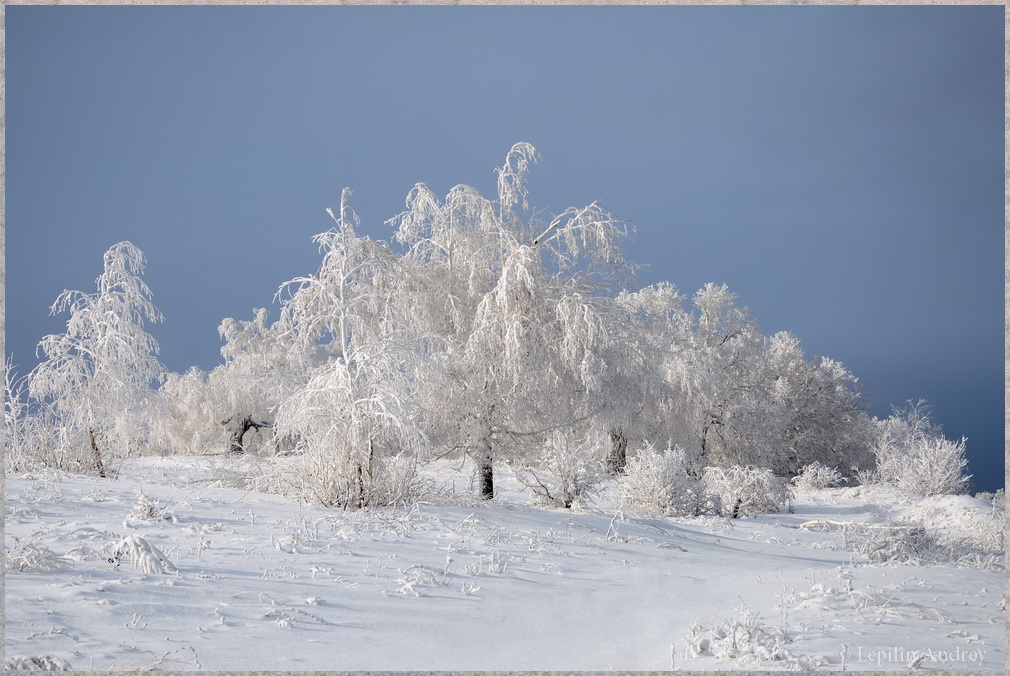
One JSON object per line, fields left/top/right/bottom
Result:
{"left": 702, "top": 465, "right": 790, "bottom": 518}
{"left": 683, "top": 607, "right": 820, "bottom": 669}
{"left": 512, "top": 432, "right": 602, "bottom": 509}
{"left": 109, "top": 534, "right": 178, "bottom": 574}
{"left": 4, "top": 655, "right": 73, "bottom": 671}
{"left": 269, "top": 343, "right": 425, "bottom": 509}
{"left": 791, "top": 462, "right": 844, "bottom": 492}
{"left": 5, "top": 536, "right": 71, "bottom": 573}
{"left": 975, "top": 488, "right": 1005, "bottom": 510}
{"left": 261, "top": 448, "right": 422, "bottom": 509}
{"left": 618, "top": 443, "right": 720, "bottom": 517}
{"left": 5, "top": 358, "right": 101, "bottom": 474}
{"left": 869, "top": 400, "right": 970, "bottom": 496}
{"left": 123, "top": 491, "right": 178, "bottom": 528}
{"left": 862, "top": 523, "right": 1003, "bottom": 570}
{"left": 861, "top": 525, "right": 931, "bottom": 565}
{"left": 4, "top": 400, "right": 66, "bottom": 474}
{"left": 861, "top": 494, "right": 1006, "bottom": 570}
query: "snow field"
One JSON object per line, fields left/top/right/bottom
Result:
{"left": 4, "top": 457, "right": 1005, "bottom": 671}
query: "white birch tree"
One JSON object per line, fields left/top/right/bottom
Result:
{"left": 28, "top": 241, "right": 164, "bottom": 475}
{"left": 608, "top": 282, "right": 694, "bottom": 472}
{"left": 675, "top": 283, "right": 774, "bottom": 470}
{"left": 389, "top": 143, "right": 635, "bottom": 499}
{"left": 270, "top": 189, "right": 425, "bottom": 507}
{"left": 763, "top": 331, "right": 874, "bottom": 476}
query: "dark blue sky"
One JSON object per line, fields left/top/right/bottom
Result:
{"left": 7, "top": 7, "right": 1004, "bottom": 491}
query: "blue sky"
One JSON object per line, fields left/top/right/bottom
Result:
{"left": 7, "top": 6, "right": 1004, "bottom": 491}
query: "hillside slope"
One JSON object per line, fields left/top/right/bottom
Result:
{"left": 4, "top": 457, "right": 1004, "bottom": 671}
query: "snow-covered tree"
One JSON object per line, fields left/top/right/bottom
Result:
{"left": 213, "top": 307, "right": 312, "bottom": 454}
{"left": 269, "top": 189, "right": 426, "bottom": 507}
{"left": 763, "top": 331, "right": 873, "bottom": 477}
{"left": 28, "top": 242, "right": 164, "bottom": 474}
{"left": 611, "top": 282, "right": 694, "bottom": 470}
{"left": 674, "top": 283, "right": 775, "bottom": 470}
{"left": 389, "top": 143, "right": 636, "bottom": 499}
{"left": 663, "top": 285, "right": 873, "bottom": 478}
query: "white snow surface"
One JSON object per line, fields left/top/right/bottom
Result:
{"left": 4, "top": 456, "right": 1005, "bottom": 671}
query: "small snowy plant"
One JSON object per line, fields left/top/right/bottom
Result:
{"left": 5, "top": 536, "right": 71, "bottom": 573}
{"left": 791, "top": 462, "right": 843, "bottom": 492}
{"left": 123, "top": 491, "right": 178, "bottom": 528}
{"left": 683, "top": 607, "right": 816, "bottom": 669}
{"left": 512, "top": 432, "right": 603, "bottom": 509}
{"left": 702, "top": 465, "right": 791, "bottom": 518}
{"left": 618, "top": 443, "right": 720, "bottom": 517}
{"left": 109, "top": 534, "right": 178, "bottom": 574}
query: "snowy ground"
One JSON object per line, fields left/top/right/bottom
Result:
{"left": 4, "top": 456, "right": 1005, "bottom": 671}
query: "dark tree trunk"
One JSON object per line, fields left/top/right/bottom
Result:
{"left": 477, "top": 401, "right": 495, "bottom": 500}
{"left": 608, "top": 427, "right": 628, "bottom": 475}
{"left": 700, "top": 414, "right": 722, "bottom": 463}
{"left": 88, "top": 427, "right": 106, "bottom": 478}
{"left": 354, "top": 439, "right": 375, "bottom": 509}
{"left": 478, "top": 451, "right": 494, "bottom": 500}
{"left": 355, "top": 462, "right": 366, "bottom": 509}
{"left": 227, "top": 415, "right": 272, "bottom": 454}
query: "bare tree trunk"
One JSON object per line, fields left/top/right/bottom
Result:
{"left": 227, "top": 415, "right": 272, "bottom": 454}
{"left": 355, "top": 438, "right": 375, "bottom": 509}
{"left": 700, "top": 414, "right": 722, "bottom": 464}
{"left": 477, "top": 402, "right": 495, "bottom": 500}
{"left": 478, "top": 448, "right": 494, "bottom": 500}
{"left": 608, "top": 426, "right": 628, "bottom": 475}
{"left": 88, "top": 427, "right": 106, "bottom": 478}
{"left": 355, "top": 462, "right": 365, "bottom": 509}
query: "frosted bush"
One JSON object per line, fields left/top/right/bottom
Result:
{"left": 702, "top": 465, "right": 791, "bottom": 518}
{"left": 975, "top": 488, "right": 1005, "bottom": 511}
{"left": 683, "top": 607, "right": 820, "bottom": 669}
{"left": 791, "top": 462, "right": 843, "bottom": 491}
{"left": 618, "top": 443, "right": 720, "bottom": 517}
{"left": 123, "top": 491, "right": 178, "bottom": 527}
{"left": 861, "top": 525, "right": 1002, "bottom": 570}
{"left": 870, "top": 400, "right": 970, "bottom": 496}
{"left": 5, "top": 360, "right": 93, "bottom": 474}
{"left": 260, "top": 450, "right": 421, "bottom": 509}
{"left": 861, "top": 494, "right": 1005, "bottom": 570}
{"left": 5, "top": 536, "right": 71, "bottom": 573}
{"left": 5, "top": 655, "right": 73, "bottom": 671}
{"left": 109, "top": 534, "right": 178, "bottom": 574}
{"left": 512, "top": 433, "right": 602, "bottom": 509}
{"left": 861, "top": 525, "right": 931, "bottom": 565}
